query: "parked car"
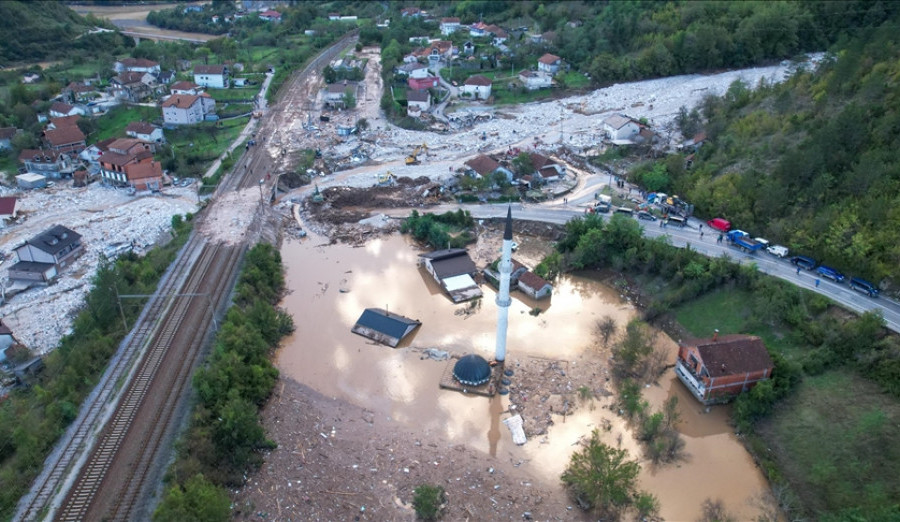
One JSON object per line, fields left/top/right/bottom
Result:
{"left": 849, "top": 277, "right": 879, "bottom": 297}
{"left": 637, "top": 210, "right": 657, "bottom": 221}
{"left": 790, "top": 255, "right": 817, "bottom": 271}
{"left": 614, "top": 207, "right": 634, "bottom": 217}
{"left": 817, "top": 265, "right": 845, "bottom": 283}
{"left": 767, "top": 244, "right": 789, "bottom": 258}
{"left": 667, "top": 215, "right": 686, "bottom": 227}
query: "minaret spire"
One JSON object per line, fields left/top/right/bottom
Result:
{"left": 495, "top": 206, "right": 513, "bottom": 362}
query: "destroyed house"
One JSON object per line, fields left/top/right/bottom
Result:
{"left": 418, "top": 248, "right": 483, "bottom": 303}
{"left": 351, "top": 308, "right": 421, "bottom": 347}
{"left": 676, "top": 334, "right": 774, "bottom": 405}
{"left": 9, "top": 225, "right": 83, "bottom": 282}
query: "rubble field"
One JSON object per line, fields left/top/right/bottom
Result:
{"left": 0, "top": 184, "right": 199, "bottom": 354}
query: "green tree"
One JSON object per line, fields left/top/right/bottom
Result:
{"left": 561, "top": 429, "right": 646, "bottom": 516}
{"left": 322, "top": 65, "right": 337, "bottom": 84}
{"left": 511, "top": 152, "right": 534, "bottom": 176}
{"left": 342, "top": 88, "right": 356, "bottom": 108}
{"left": 412, "top": 484, "right": 445, "bottom": 521}
{"left": 153, "top": 474, "right": 231, "bottom": 522}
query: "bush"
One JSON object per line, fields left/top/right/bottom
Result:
{"left": 413, "top": 484, "right": 445, "bottom": 521}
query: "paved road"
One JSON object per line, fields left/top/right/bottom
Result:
{"left": 379, "top": 201, "right": 900, "bottom": 333}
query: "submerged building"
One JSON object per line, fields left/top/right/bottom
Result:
{"left": 676, "top": 334, "right": 774, "bottom": 405}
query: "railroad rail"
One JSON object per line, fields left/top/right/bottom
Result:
{"left": 55, "top": 243, "right": 243, "bottom": 521}
{"left": 15, "top": 239, "right": 207, "bottom": 522}
{"left": 15, "top": 30, "right": 358, "bottom": 522}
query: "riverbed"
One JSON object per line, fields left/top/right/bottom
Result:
{"left": 273, "top": 230, "right": 775, "bottom": 520}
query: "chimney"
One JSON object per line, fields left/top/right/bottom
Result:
{"left": 712, "top": 329, "right": 719, "bottom": 341}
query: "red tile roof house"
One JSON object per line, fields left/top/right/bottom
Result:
{"left": 43, "top": 125, "right": 86, "bottom": 154}
{"left": 407, "top": 76, "right": 439, "bottom": 90}
{"left": 19, "top": 149, "right": 78, "bottom": 178}
{"left": 461, "top": 74, "right": 492, "bottom": 100}
{"left": 464, "top": 154, "right": 514, "bottom": 181}
{"left": 676, "top": 334, "right": 774, "bottom": 405}
{"left": 537, "top": 53, "right": 562, "bottom": 74}
{"left": 517, "top": 270, "right": 553, "bottom": 300}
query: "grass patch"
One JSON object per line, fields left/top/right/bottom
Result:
{"left": 167, "top": 116, "right": 249, "bottom": 158}
{"left": 559, "top": 71, "right": 591, "bottom": 89}
{"left": 673, "top": 287, "right": 805, "bottom": 362}
{"left": 756, "top": 371, "right": 900, "bottom": 518}
{"left": 205, "top": 87, "right": 258, "bottom": 102}
{"left": 492, "top": 83, "right": 554, "bottom": 105}
{"left": 92, "top": 105, "right": 160, "bottom": 144}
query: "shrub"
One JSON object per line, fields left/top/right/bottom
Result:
{"left": 413, "top": 484, "right": 445, "bottom": 521}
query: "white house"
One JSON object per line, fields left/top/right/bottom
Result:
{"left": 170, "top": 81, "right": 202, "bottom": 95}
{"left": 48, "top": 102, "right": 85, "bottom": 118}
{"left": 397, "top": 62, "right": 430, "bottom": 78}
{"left": 8, "top": 224, "right": 84, "bottom": 282}
{"left": 440, "top": 17, "right": 461, "bottom": 35}
{"left": 125, "top": 121, "right": 165, "bottom": 143}
{"left": 161, "top": 93, "right": 216, "bottom": 125}
{"left": 537, "top": 53, "right": 562, "bottom": 74}
{"left": 259, "top": 9, "right": 282, "bottom": 22}
{"left": 461, "top": 75, "right": 492, "bottom": 99}
{"left": 406, "top": 89, "right": 431, "bottom": 114}
{"left": 517, "top": 271, "right": 553, "bottom": 300}
{"left": 603, "top": 114, "right": 641, "bottom": 141}
{"left": 114, "top": 58, "right": 161, "bottom": 75}
{"left": 518, "top": 70, "right": 552, "bottom": 90}
{"left": 193, "top": 64, "right": 229, "bottom": 89}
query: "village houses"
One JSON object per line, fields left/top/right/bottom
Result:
{"left": 126, "top": 121, "right": 165, "bottom": 143}
{"left": 537, "top": 53, "right": 563, "bottom": 74}
{"left": 18, "top": 149, "right": 77, "bottom": 179}
{"left": 48, "top": 102, "right": 84, "bottom": 118}
{"left": 603, "top": 113, "right": 642, "bottom": 141}
{"left": 440, "top": 17, "right": 461, "bottom": 35}
{"left": 193, "top": 64, "right": 229, "bottom": 88}
{"left": 161, "top": 93, "right": 216, "bottom": 125}
{"left": 170, "top": 81, "right": 203, "bottom": 95}
{"left": 322, "top": 80, "right": 359, "bottom": 109}
{"left": 461, "top": 75, "right": 493, "bottom": 100}
{"left": 8, "top": 225, "right": 84, "bottom": 283}
{"left": 676, "top": 333, "right": 774, "bottom": 404}
{"left": 406, "top": 89, "right": 431, "bottom": 116}
{"left": 518, "top": 70, "right": 552, "bottom": 90}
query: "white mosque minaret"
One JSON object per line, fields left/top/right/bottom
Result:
{"left": 495, "top": 206, "right": 513, "bottom": 363}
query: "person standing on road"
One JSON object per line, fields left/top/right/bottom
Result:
{"left": 816, "top": 278, "right": 821, "bottom": 288}
{"left": 797, "top": 267, "right": 801, "bottom": 275}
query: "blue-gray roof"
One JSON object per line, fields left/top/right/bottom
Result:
{"left": 351, "top": 308, "right": 421, "bottom": 347}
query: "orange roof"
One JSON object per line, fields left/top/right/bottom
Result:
{"left": 161, "top": 94, "right": 200, "bottom": 109}
{"left": 538, "top": 53, "right": 561, "bottom": 65}
{"left": 44, "top": 126, "right": 85, "bottom": 146}
{"left": 125, "top": 161, "right": 163, "bottom": 181}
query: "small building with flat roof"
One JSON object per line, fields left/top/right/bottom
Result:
{"left": 418, "top": 248, "right": 483, "bottom": 303}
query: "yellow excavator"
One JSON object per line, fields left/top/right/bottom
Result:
{"left": 377, "top": 171, "right": 395, "bottom": 185}
{"left": 405, "top": 143, "right": 428, "bottom": 165}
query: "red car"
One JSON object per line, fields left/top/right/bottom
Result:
{"left": 706, "top": 218, "right": 731, "bottom": 232}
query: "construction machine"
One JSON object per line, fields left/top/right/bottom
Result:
{"left": 377, "top": 171, "right": 396, "bottom": 186}
{"left": 405, "top": 143, "right": 428, "bottom": 165}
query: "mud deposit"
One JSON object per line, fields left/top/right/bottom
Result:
{"left": 234, "top": 231, "right": 775, "bottom": 520}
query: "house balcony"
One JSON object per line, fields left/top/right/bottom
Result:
{"left": 675, "top": 360, "right": 710, "bottom": 404}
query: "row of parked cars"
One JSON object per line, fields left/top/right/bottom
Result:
{"left": 789, "top": 256, "right": 879, "bottom": 297}
{"left": 705, "top": 218, "right": 880, "bottom": 298}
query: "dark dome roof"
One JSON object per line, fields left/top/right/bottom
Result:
{"left": 453, "top": 354, "right": 491, "bottom": 386}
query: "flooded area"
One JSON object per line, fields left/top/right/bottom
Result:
{"left": 277, "top": 231, "right": 775, "bottom": 520}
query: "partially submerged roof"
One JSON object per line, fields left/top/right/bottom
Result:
{"left": 419, "top": 248, "right": 477, "bottom": 278}
{"left": 690, "top": 335, "right": 773, "bottom": 378}
{"left": 518, "top": 270, "right": 551, "bottom": 290}
{"left": 351, "top": 308, "right": 421, "bottom": 347}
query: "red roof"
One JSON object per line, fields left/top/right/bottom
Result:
{"left": 44, "top": 126, "right": 85, "bottom": 146}
{"left": 19, "top": 149, "right": 63, "bottom": 163}
{"left": 50, "top": 101, "right": 76, "bottom": 115}
{"left": 194, "top": 64, "right": 226, "bottom": 75}
{"left": 162, "top": 94, "right": 201, "bottom": 109}
{"left": 538, "top": 53, "right": 561, "bottom": 65}
{"left": 0, "top": 197, "right": 18, "bottom": 216}
{"left": 170, "top": 80, "right": 199, "bottom": 91}
{"left": 260, "top": 9, "right": 281, "bottom": 18}
{"left": 126, "top": 121, "right": 158, "bottom": 135}
{"left": 115, "top": 71, "right": 146, "bottom": 85}
{"left": 518, "top": 271, "right": 550, "bottom": 290}
{"left": 441, "top": 17, "right": 460, "bottom": 23}
{"left": 0, "top": 127, "right": 16, "bottom": 140}
{"left": 689, "top": 335, "right": 773, "bottom": 378}
{"left": 49, "top": 115, "right": 81, "bottom": 129}
{"left": 119, "top": 57, "right": 159, "bottom": 68}
{"left": 125, "top": 161, "right": 163, "bottom": 181}
{"left": 464, "top": 154, "right": 500, "bottom": 176}
{"left": 464, "top": 74, "right": 492, "bottom": 86}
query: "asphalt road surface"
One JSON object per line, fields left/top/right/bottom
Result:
{"left": 411, "top": 202, "right": 900, "bottom": 334}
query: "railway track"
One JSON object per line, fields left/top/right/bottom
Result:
{"left": 55, "top": 243, "right": 243, "bottom": 521}
{"left": 15, "top": 30, "right": 359, "bottom": 522}
{"left": 15, "top": 238, "right": 207, "bottom": 522}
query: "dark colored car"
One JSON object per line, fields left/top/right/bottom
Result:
{"left": 790, "top": 255, "right": 817, "bottom": 271}
{"left": 817, "top": 265, "right": 845, "bottom": 283}
{"left": 637, "top": 210, "right": 657, "bottom": 221}
{"left": 849, "top": 277, "right": 879, "bottom": 297}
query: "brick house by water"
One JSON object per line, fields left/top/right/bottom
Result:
{"left": 676, "top": 333, "right": 774, "bottom": 405}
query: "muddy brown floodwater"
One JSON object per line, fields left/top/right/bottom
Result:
{"left": 276, "top": 231, "right": 775, "bottom": 520}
